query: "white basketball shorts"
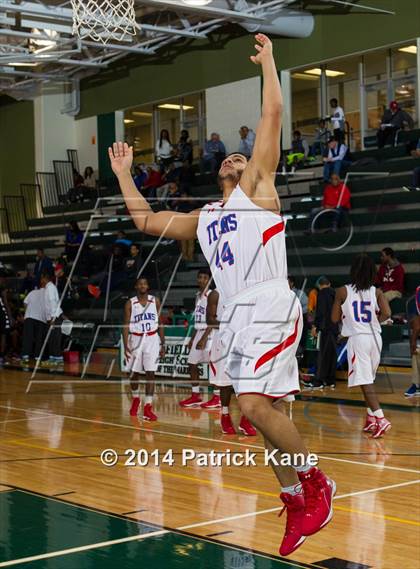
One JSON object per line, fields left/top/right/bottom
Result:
{"left": 128, "top": 332, "right": 160, "bottom": 373}
{"left": 209, "top": 331, "right": 232, "bottom": 387}
{"left": 187, "top": 329, "right": 212, "bottom": 365}
{"left": 347, "top": 333, "right": 382, "bottom": 387}
{"left": 219, "top": 279, "right": 303, "bottom": 399}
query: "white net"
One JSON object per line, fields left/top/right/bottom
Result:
{"left": 71, "top": 0, "right": 137, "bottom": 44}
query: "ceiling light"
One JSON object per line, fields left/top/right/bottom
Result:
{"left": 132, "top": 111, "right": 153, "bottom": 117}
{"left": 158, "top": 103, "right": 194, "bottom": 110}
{"left": 292, "top": 73, "right": 320, "bottom": 81}
{"left": 124, "top": 119, "right": 134, "bottom": 124}
{"left": 304, "top": 68, "right": 345, "bottom": 77}
{"left": 398, "top": 45, "right": 417, "bottom": 54}
{"left": 182, "top": 0, "right": 213, "bottom": 6}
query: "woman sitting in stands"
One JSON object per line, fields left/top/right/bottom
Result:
{"left": 64, "top": 221, "right": 83, "bottom": 261}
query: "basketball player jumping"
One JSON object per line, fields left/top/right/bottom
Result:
{"left": 110, "top": 34, "right": 335, "bottom": 556}
{"left": 332, "top": 254, "right": 392, "bottom": 438}
{"left": 123, "top": 277, "right": 165, "bottom": 421}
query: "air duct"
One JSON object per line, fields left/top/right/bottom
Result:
{"left": 240, "top": 9, "right": 314, "bottom": 38}
{"left": 223, "top": 0, "right": 315, "bottom": 38}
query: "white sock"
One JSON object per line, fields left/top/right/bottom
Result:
{"left": 281, "top": 483, "right": 302, "bottom": 496}
{"left": 132, "top": 389, "right": 139, "bottom": 399}
{"left": 295, "top": 457, "right": 315, "bottom": 473}
{"left": 213, "top": 390, "right": 220, "bottom": 396}
{"left": 192, "top": 386, "right": 200, "bottom": 394}
{"left": 373, "top": 409, "right": 384, "bottom": 419}
{"left": 145, "top": 395, "right": 153, "bottom": 405}
{"left": 367, "top": 407, "right": 374, "bottom": 416}
{"left": 222, "top": 406, "right": 229, "bottom": 415}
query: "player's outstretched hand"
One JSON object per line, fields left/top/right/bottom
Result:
{"left": 250, "top": 33, "right": 273, "bottom": 65}
{"left": 108, "top": 142, "right": 133, "bottom": 176}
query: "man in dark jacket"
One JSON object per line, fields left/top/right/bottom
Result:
{"left": 310, "top": 276, "right": 339, "bottom": 389}
{"left": 377, "top": 101, "right": 414, "bottom": 148}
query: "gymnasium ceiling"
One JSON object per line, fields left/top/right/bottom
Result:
{"left": 0, "top": 0, "right": 394, "bottom": 102}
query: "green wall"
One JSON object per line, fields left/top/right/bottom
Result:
{"left": 0, "top": 99, "right": 35, "bottom": 198}
{"left": 79, "top": 0, "right": 420, "bottom": 118}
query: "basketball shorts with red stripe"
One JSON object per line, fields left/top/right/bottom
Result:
{"left": 209, "top": 332, "right": 232, "bottom": 387}
{"left": 187, "top": 330, "right": 213, "bottom": 365}
{"left": 128, "top": 333, "right": 160, "bottom": 373}
{"left": 219, "top": 279, "right": 303, "bottom": 398}
{"left": 347, "top": 333, "right": 382, "bottom": 387}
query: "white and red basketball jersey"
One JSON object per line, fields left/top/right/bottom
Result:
{"left": 197, "top": 185, "right": 288, "bottom": 300}
{"left": 129, "top": 295, "right": 159, "bottom": 334}
{"left": 194, "top": 290, "right": 210, "bottom": 330}
{"left": 341, "top": 285, "right": 381, "bottom": 337}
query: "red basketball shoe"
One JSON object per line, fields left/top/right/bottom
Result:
{"left": 278, "top": 492, "right": 306, "bottom": 556}
{"left": 371, "top": 417, "right": 391, "bottom": 438}
{"left": 298, "top": 467, "right": 336, "bottom": 536}
{"left": 200, "top": 394, "right": 221, "bottom": 409}
{"left": 363, "top": 414, "right": 376, "bottom": 432}
{"left": 179, "top": 393, "right": 203, "bottom": 407}
{"left": 220, "top": 413, "right": 236, "bottom": 435}
{"left": 143, "top": 403, "right": 157, "bottom": 422}
{"left": 129, "top": 397, "right": 140, "bottom": 417}
{"left": 238, "top": 415, "right": 257, "bottom": 436}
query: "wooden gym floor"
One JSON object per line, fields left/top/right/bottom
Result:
{"left": 0, "top": 365, "right": 419, "bottom": 569}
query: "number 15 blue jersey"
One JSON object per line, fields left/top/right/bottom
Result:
{"left": 341, "top": 285, "right": 381, "bottom": 336}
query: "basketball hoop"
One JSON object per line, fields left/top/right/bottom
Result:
{"left": 71, "top": 0, "right": 138, "bottom": 44}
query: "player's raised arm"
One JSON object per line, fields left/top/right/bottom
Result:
{"left": 109, "top": 142, "right": 199, "bottom": 240}
{"left": 247, "top": 34, "right": 282, "bottom": 181}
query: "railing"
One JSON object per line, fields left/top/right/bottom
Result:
{"left": 3, "top": 195, "right": 27, "bottom": 234}
{"left": 36, "top": 172, "right": 59, "bottom": 209}
{"left": 0, "top": 208, "right": 10, "bottom": 245}
{"left": 67, "top": 149, "right": 80, "bottom": 173}
{"left": 53, "top": 160, "right": 74, "bottom": 203}
{"left": 20, "top": 183, "right": 43, "bottom": 219}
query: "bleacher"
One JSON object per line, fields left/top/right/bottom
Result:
{"left": 0, "top": 140, "right": 419, "bottom": 366}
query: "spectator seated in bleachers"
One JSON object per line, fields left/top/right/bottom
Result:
{"left": 155, "top": 129, "right": 174, "bottom": 172}
{"left": 175, "top": 130, "right": 193, "bottom": 166}
{"left": 87, "top": 243, "right": 128, "bottom": 299}
{"left": 133, "top": 164, "right": 147, "bottom": 191}
{"left": 142, "top": 165, "right": 163, "bottom": 199}
{"left": 305, "top": 173, "right": 351, "bottom": 234}
{"left": 200, "top": 132, "right": 226, "bottom": 175}
{"left": 377, "top": 100, "right": 414, "bottom": 149}
{"left": 311, "top": 119, "right": 331, "bottom": 157}
{"left": 34, "top": 248, "right": 53, "bottom": 287}
{"left": 64, "top": 221, "right": 83, "bottom": 261}
{"left": 403, "top": 138, "right": 420, "bottom": 192}
{"left": 238, "top": 125, "right": 256, "bottom": 159}
{"left": 322, "top": 136, "right": 352, "bottom": 182}
{"left": 67, "top": 168, "right": 85, "bottom": 203}
{"left": 124, "top": 243, "right": 142, "bottom": 284}
{"left": 286, "top": 130, "right": 310, "bottom": 171}
{"left": 114, "top": 230, "right": 132, "bottom": 256}
{"left": 81, "top": 166, "right": 97, "bottom": 200}
{"left": 375, "top": 247, "right": 405, "bottom": 306}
